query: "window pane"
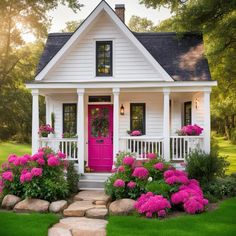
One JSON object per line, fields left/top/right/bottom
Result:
{"left": 63, "top": 104, "right": 77, "bottom": 135}
{"left": 184, "top": 102, "right": 192, "bottom": 126}
{"left": 130, "top": 103, "right": 145, "bottom": 134}
{"left": 96, "top": 41, "right": 112, "bottom": 76}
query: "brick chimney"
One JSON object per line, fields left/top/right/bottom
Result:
{"left": 115, "top": 4, "right": 125, "bottom": 22}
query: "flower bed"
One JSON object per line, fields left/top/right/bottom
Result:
{"left": 105, "top": 152, "right": 208, "bottom": 218}
{"left": 0, "top": 147, "right": 78, "bottom": 202}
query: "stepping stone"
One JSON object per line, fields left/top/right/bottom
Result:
{"left": 63, "top": 201, "right": 106, "bottom": 217}
{"left": 14, "top": 198, "right": 49, "bottom": 213}
{"left": 48, "top": 224, "right": 72, "bottom": 236}
{"left": 74, "top": 191, "right": 111, "bottom": 204}
{"left": 85, "top": 208, "right": 108, "bottom": 219}
{"left": 58, "top": 217, "right": 107, "bottom": 236}
{"left": 109, "top": 198, "right": 136, "bottom": 215}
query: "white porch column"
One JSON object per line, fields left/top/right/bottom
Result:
{"left": 32, "top": 89, "right": 39, "bottom": 154}
{"left": 163, "top": 89, "right": 170, "bottom": 161}
{"left": 77, "top": 88, "right": 85, "bottom": 173}
{"left": 203, "top": 89, "right": 211, "bottom": 153}
{"left": 113, "top": 88, "right": 120, "bottom": 166}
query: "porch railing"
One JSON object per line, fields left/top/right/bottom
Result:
{"left": 170, "top": 136, "right": 204, "bottom": 161}
{"left": 120, "top": 136, "right": 164, "bottom": 159}
{"left": 39, "top": 138, "right": 78, "bottom": 162}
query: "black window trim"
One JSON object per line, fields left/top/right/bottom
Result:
{"left": 184, "top": 101, "right": 192, "bottom": 126}
{"left": 130, "top": 103, "right": 146, "bottom": 135}
{"left": 96, "top": 41, "right": 113, "bottom": 77}
{"left": 63, "top": 103, "right": 77, "bottom": 134}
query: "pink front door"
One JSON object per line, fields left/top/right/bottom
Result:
{"left": 88, "top": 105, "right": 113, "bottom": 172}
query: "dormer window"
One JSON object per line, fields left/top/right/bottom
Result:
{"left": 96, "top": 41, "right": 112, "bottom": 76}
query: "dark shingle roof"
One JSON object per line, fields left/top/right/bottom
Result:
{"left": 36, "top": 32, "right": 211, "bottom": 81}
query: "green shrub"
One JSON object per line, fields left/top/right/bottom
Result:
{"left": 186, "top": 150, "right": 229, "bottom": 185}
{"left": 202, "top": 176, "right": 236, "bottom": 201}
{"left": 145, "top": 180, "right": 177, "bottom": 198}
{"left": 115, "top": 151, "right": 134, "bottom": 168}
{"left": 66, "top": 161, "right": 80, "bottom": 194}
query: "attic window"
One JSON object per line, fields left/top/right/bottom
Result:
{"left": 96, "top": 41, "right": 112, "bottom": 76}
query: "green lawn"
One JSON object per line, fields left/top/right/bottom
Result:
{"left": 0, "top": 142, "right": 31, "bottom": 166}
{"left": 215, "top": 136, "right": 236, "bottom": 174}
{"left": 0, "top": 211, "right": 60, "bottom": 236}
{"left": 107, "top": 197, "right": 236, "bottom": 236}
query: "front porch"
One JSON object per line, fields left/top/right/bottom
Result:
{"left": 30, "top": 84, "right": 212, "bottom": 173}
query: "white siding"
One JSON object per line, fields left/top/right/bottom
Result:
{"left": 119, "top": 93, "right": 163, "bottom": 137}
{"left": 192, "top": 93, "right": 204, "bottom": 128}
{"left": 171, "top": 99, "right": 182, "bottom": 135}
{"left": 46, "top": 12, "right": 161, "bottom": 81}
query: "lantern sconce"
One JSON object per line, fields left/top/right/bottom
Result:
{"left": 195, "top": 98, "right": 199, "bottom": 109}
{"left": 120, "top": 104, "right": 125, "bottom": 115}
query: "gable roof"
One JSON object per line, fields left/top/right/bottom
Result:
{"left": 35, "top": 0, "right": 173, "bottom": 81}
{"left": 37, "top": 32, "right": 211, "bottom": 81}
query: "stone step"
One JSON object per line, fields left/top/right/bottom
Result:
{"left": 48, "top": 217, "right": 108, "bottom": 236}
{"left": 80, "top": 173, "right": 111, "bottom": 181}
{"left": 78, "top": 180, "right": 105, "bottom": 190}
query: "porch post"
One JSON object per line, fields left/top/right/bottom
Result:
{"left": 203, "top": 89, "right": 211, "bottom": 153}
{"left": 113, "top": 88, "right": 120, "bottom": 166}
{"left": 77, "top": 88, "right": 85, "bottom": 173}
{"left": 163, "top": 89, "right": 170, "bottom": 161}
{"left": 31, "top": 89, "right": 39, "bottom": 154}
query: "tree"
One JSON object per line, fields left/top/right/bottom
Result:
{"left": 128, "top": 15, "right": 157, "bottom": 32}
{"left": 140, "top": 0, "right": 236, "bottom": 139}
{"left": 0, "top": 0, "right": 83, "bottom": 142}
{"left": 61, "top": 20, "right": 84, "bottom": 32}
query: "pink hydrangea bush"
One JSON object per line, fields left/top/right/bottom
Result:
{"left": 0, "top": 147, "right": 70, "bottom": 201}
{"left": 135, "top": 192, "right": 171, "bottom": 218}
{"left": 132, "top": 167, "right": 149, "bottom": 180}
{"left": 123, "top": 156, "right": 135, "bottom": 166}
{"left": 177, "top": 124, "right": 203, "bottom": 136}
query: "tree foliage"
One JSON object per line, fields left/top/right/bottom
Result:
{"left": 0, "top": 0, "right": 82, "bottom": 142}
{"left": 128, "top": 15, "right": 157, "bottom": 32}
{"left": 139, "top": 0, "right": 236, "bottom": 139}
{"left": 61, "top": 20, "right": 84, "bottom": 32}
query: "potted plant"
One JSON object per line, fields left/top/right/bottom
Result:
{"left": 38, "top": 124, "right": 54, "bottom": 138}
{"left": 127, "top": 130, "right": 142, "bottom": 136}
{"left": 176, "top": 124, "right": 203, "bottom": 136}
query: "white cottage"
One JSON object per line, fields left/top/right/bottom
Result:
{"left": 26, "top": 1, "right": 217, "bottom": 176}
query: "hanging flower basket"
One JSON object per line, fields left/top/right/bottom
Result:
{"left": 177, "top": 124, "right": 203, "bottom": 136}
{"left": 38, "top": 124, "right": 54, "bottom": 137}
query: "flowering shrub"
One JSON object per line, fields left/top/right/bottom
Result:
{"left": 135, "top": 192, "right": 171, "bottom": 218}
{"left": 0, "top": 147, "right": 70, "bottom": 201}
{"left": 105, "top": 152, "right": 208, "bottom": 218}
{"left": 38, "top": 124, "right": 54, "bottom": 137}
{"left": 177, "top": 124, "right": 203, "bottom": 136}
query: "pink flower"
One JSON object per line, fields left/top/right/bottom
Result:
{"left": 2, "top": 171, "right": 13, "bottom": 182}
{"left": 154, "top": 162, "right": 164, "bottom": 171}
{"left": 19, "top": 156, "right": 28, "bottom": 165}
{"left": 203, "top": 199, "right": 209, "bottom": 205}
{"left": 158, "top": 209, "right": 166, "bottom": 217}
{"left": 130, "top": 130, "right": 141, "bottom": 136}
{"left": 0, "top": 179, "right": 4, "bottom": 193}
{"left": 113, "top": 179, "right": 125, "bottom": 188}
{"left": 132, "top": 167, "right": 149, "bottom": 179}
{"left": 146, "top": 153, "right": 156, "bottom": 159}
{"left": 111, "top": 168, "right": 117, "bottom": 173}
{"left": 36, "top": 157, "right": 45, "bottom": 165}
{"left": 47, "top": 156, "right": 60, "bottom": 166}
{"left": 8, "top": 154, "right": 17, "bottom": 163}
{"left": 127, "top": 181, "right": 136, "bottom": 188}
{"left": 20, "top": 172, "right": 33, "bottom": 183}
{"left": 123, "top": 156, "right": 135, "bottom": 166}
{"left": 118, "top": 166, "right": 125, "bottom": 172}
{"left": 31, "top": 167, "right": 43, "bottom": 177}
{"left": 57, "top": 151, "right": 66, "bottom": 159}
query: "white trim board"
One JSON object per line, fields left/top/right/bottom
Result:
{"left": 35, "top": 0, "right": 173, "bottom": 82}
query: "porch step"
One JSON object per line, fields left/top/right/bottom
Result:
{"left": 78, "top": 173, "right": 111, "bottom": 190}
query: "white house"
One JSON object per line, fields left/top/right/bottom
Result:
{"left": 26, "top": 1, "right": 217, "bottom": 174}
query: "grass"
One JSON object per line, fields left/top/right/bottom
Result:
{"left": 107, "top": 197, "right": 236, "bottom": 236}
{"left": 0, "top": 142, "right": 31, "bottom": 166}
{"left": 0, "top": 211, "right": 60, "bottom": 236}
{"left": 214, "top": 136, "right": 236, "bottom": 174}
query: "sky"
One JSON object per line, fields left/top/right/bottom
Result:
{"left": 48, "top": 0, "right": 172, "bottom": 32}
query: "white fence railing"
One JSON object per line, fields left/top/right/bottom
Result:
{"left": 120, "top": 136, "right": 164, "bottom": 159}
{"left": 170, "top": 136, "right": 204, "bottom": 161}
{"left": 39, "top": 138, "right": 78, "bottom": 162}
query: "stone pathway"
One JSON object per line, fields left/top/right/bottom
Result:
{"left": 48, "top": 190, "right": 111, "bottom": 236}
